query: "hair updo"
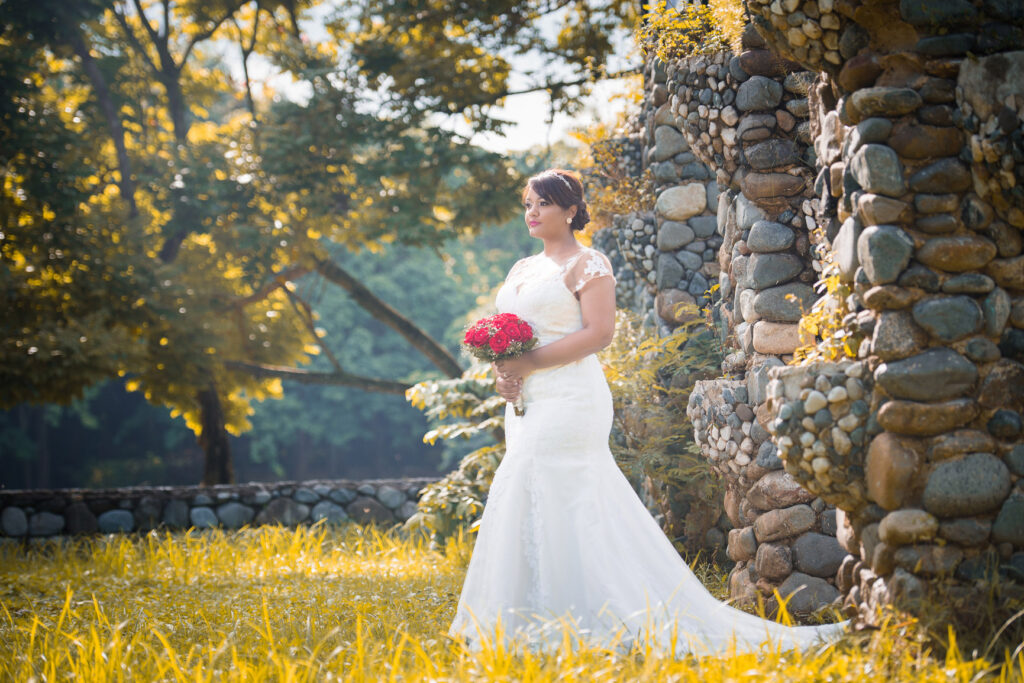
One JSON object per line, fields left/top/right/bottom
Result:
{"left": 523, "top": 168, "right": 591, "bottom": 232}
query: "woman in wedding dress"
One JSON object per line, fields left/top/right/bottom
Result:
{"left": 448, "top": 168, "right": 846, "bottom": 655}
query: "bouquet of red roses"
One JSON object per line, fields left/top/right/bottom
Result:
{"left": 462, "top": 313, "right": 537, "bottom": 415}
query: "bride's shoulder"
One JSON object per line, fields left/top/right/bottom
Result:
{"left": 505, "top": 253, "right": 541, "bottom": 280}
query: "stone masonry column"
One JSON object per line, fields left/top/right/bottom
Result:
{"left": 683, "top": 25, "right": 847, "bottom": 616}
{"left": 746, "top": 0, "right": 1024, "bottom": 629}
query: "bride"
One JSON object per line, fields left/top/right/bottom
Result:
{"left": 448, "top": 168, "right": 846, "bottom": 655}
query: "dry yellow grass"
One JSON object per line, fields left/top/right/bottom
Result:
{"left": 0, "top": 524, "right": 1020, "bottom": 681}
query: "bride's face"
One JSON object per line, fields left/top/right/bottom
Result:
{"left": 523, "top": 187, "right": 574, "bottom": 239}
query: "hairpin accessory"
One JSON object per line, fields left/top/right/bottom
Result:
{"left": 550, "top": 173, "right": 573, "bottom": 192}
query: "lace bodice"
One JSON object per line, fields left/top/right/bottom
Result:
{"left": 494, "top": 248, "right": 615, "bottom": 346}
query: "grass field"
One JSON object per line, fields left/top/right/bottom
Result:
{"left": 0, "top": 524, "right": 1020, "bottom": 681}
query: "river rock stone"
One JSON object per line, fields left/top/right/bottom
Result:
{"left": 746, "top": 139, "right": 800, "bottom": 170}
{"left": 778, "top": 572, "right": 841, "bottom": 614}
{"left": 329, "top": 488, "right": 357, "bottom": 505}
{"left": 879, "top": 509, "right": 939, "bottom": 545}
{"left": 162, "top": 500, "right": 190, "bottom": 528}
{"left": 1, "top": 507, "right": 27, "bottom": 536}
{"left": 753, "top": 283, "right": 815, "bottom": 323}
{"left": 746, "top": 253, "right": 804, "bottom": 289}
{"left": 939, "top": 518, "right": 991, "bottom": 545}
{"left": 691, "top": 215, "right": 718, "bottom": 238}
{"left": 189, "top": 507, "right": 218, "bottom": 529}
{"left": 255, "top": 498, "right": 310, "bottom": 526}
{"left": 923, "top": 453, "right": 1011, "bottom": 517}
{"left": 752, "top": 321, "right": 803, "bottom": 354}
{"left": 916, "top": 236, "right": 998, "bottom": 272}
{"left": 858, "top": 225, "right": 914, "bottom": 284}
{"left": 900, "top": 0, "right": 978, "bottom": 26}
{"left": 985, "top": 255, "right": 1024, "bottom": 290}
{"left": 987, "top": 410, "right": 1022, "bottom": 439}
{"left": 132, "top": 496, "right": 163, "bottom": 531}
{"left": 866, "top": 433, "right": 921, "bottom": 510}
{"left": 65, "top": 502, "right": 98, "bottom": 534}
{"left": 908, "top": 158, "right": 972, "bottom": 193}
{"left": 742, "top": 172, "right": 806, "bottom": 199}
{"left": 834, "top": 217, "right": 861, "bottom": 282}
{"left": 888, "top": 122, "right": 963, "bottom": 159}
{"left": 346, "top": 497, "right": 394, "bottom": 524}
{"left": 747, "top": 221, "right": 795, "bottom": 253}
{"left": 911, "top": 296, "right": 982, "bottom": 342}
{"left": 754, "top": 504, "right": 817, "bottom": 542}
{"left": 943, "top": 273, "right": 995, "bottom": 294}
{"left": 657, "top": 289, "right": 700, "bottom": 325}
{"left": 982, "top": 288, "right": 1011, "bottom": 336}
{"left": 928, "top": 429, "right": 995, "bottom": 460}
{"left": 877, "top": 398, "right": 978, "bottom": 436}
{"left": 1007, "top": 444, "right": 1024, "bottom": 476}
{"left": 851, "top": 87, "right": 923, "bottom": 118}
{"left": 992, "top": 493, "right": 1024, "bottom": 545}
{"left": 656, "top": 254, "right": 684, "bottom": 289}
{"left": 311, "top": 500, "right": 349, "bottom": 525}
{"left": 376, "top": 485, "right": 406, "bottom": 510}
{"left": 850, "top": 145, "right": 906, "bottom": 197}
{"left": 978, "top": 359, "right": 1024, "bottom": 409}
{"left": 874, "top": 347, "right": 977, "bottom": 401}
{"left": 217, "top": 502, "right": 255, "bottom": 528}
{"left": 656, "top": 184, "right": 707, "bottom": 220}
{"left": 654, "top": 125, "right": 688, "bottom": 161}
{"left": 872, "top": 311, "right": 928, "bottom": 361}
{"left": 293, "top": 487, "right": 319, "bottom": 505}
{"left": 857, "top": 194, "right": 911, "bottom": 226}
{"left": 756, "top": 440, "right": 784, "bottom": 470}
{"left": 755, "top": 542, "right": 792, "bottom": 580}
{"left": 728, "top": 526, "right": 758, "bottom": 562}
{"left": 29, "top": 511, "right": 65, "bottom": 536}
{"left": 747, "top": 470, "right": 817, "bottom": 510}
{"left": 95, "top": 509, "right": 133, "bottom": 533}
{"left": 793, "top": 533, "right": 848, "bottom": 578}
{"left": 736, "top": 76, "right": 784, "bottom": 111}
{"left": 658, "top": 221, "right": 695, "bottom": 250}
{"left": 893, "top": 544, "right": 963, "bottom": 575}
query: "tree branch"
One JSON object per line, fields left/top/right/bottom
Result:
{"left": 315, "top": 258, "right": 463, "bottom": 378}
{"left": 181, "top": 5, "right": 241, "bottom": 66}
{"left": 113, "top": 5, "right": 159, "bottom": 75}
{"left": 66, "top": 27, "right": 138, "bottom": 218}
{"left": 223, "top": 360, "right": 410, "bottom": 394}
{"left": 282, "top": 284, "right": 344, "bottom": 373}
{"left": 130, "top": 0, "right": 161, "bottom": 47}
{"left": 226, "top": 264, "right": 312, "bottom": 309}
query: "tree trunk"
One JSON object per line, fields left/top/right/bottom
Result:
{"left": 316, "top": 259, "right": 463, "bottom": 378}
{"left": 197, "top": 385, "right": 234, "bottom": 485}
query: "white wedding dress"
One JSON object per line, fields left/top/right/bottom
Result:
{"left": 448, "top": 247, "right": 845, "bottom": 655}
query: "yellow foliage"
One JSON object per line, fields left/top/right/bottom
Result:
{"left": 637, "top": 0, "right": 746, "bottom": 62}
{"left": 0, "top": 524, "right": 1018, "bottom": 681}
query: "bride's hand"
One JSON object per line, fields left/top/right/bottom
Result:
{"left": 495, "top": 355, "right": 534, "bottom": 382}
{"left": 494, "top": 372, "right": 522, "bottom": 401}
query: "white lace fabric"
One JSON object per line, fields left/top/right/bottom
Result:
{"left": 448, "top": 247, "right": 846, "bottom": 655}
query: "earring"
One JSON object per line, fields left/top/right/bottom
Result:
{"left": 565, "top": 217, "right": 572, "bottom": 224}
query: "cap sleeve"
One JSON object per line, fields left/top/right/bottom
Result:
{"left": 567, "top": 248, "right": 616, "bottom": 294}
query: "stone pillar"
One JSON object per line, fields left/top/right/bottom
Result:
{"left": 744, "top": 0, "right": 1024, "bottom": 628}
{"left": 678, "top": 26, "right": 847, "bottom": 615}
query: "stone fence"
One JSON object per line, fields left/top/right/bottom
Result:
{"left": 0, "top": 477, "right": 435, "bottom": 539}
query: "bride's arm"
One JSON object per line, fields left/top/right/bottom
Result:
{"left": 496, "top": 276, "right": 616, "bottom": 379}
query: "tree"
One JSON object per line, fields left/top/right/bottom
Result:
{"left": 0, "top": 0, "right": 637, "bottom": 484}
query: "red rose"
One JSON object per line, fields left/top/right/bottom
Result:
{"left": 517, "top": 322, "right": 533, "bottom": 340}
{"left": 504, "top": 322, "right": 523, "bottom": 341}
{"left": 489, "top": 330, "right": 510, "bottom": 354}
{"left": 468, "top": 326, "right": 490, "bottom": 346}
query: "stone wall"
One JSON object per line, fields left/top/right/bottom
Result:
{"left": 741, "top": 0, "right": 1024, "bottom": 626}
{"left": 0, "top": 477, "right": 433, "bottom": 539}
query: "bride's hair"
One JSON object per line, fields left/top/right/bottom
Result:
{"left": 523, "top": 169, "right": 591, "bottom": 232}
